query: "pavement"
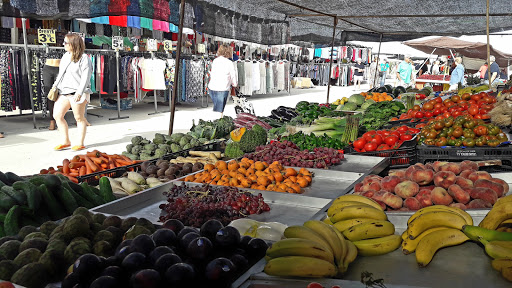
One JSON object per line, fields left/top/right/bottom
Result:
{"left": 0, "top": 83, "right": 373, "bottom": 176}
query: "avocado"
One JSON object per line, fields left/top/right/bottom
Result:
{"left": 105, "top": 226, "right": 123, "bottom": 244}
{"left": 0, "top": 240, "right": 21, "bottom": 260}
{"left": 94, "top": 230, "right": 115, "bottom": 244}
{"left": 64, "top": 240, "right": 92, "bottom": 265}
{"left": 0, "top": 260, "right": 18, "bottom": 281}
{"left": 39, "top": 249, "right": 66, "bottom": 280}
{"left": 17, "top": 226, "right": 38, "bottom": 240}
{"left": 70, "top": 237, "right": 92, "bottom": 248}
{"left": 13, "top": 248, "right": 42, "bottom": 268}
{"left": 103, "top": 215, "right": 122, "bottom": 229}
{"left": 92, "top": 213, "right": 107, "bottom": 224}
{"left": 120, "top": 217, "right": 138, "bottom": 232}
{"left": 24, "top": 232, "right": 48, "bottom": 241}
{"left": 91, "top": 222, "right": 103, "bottom": 234}
{"left": 11, "top": 262, "right": 49, "bottom": 288}
{"left": 124, "top": 225, "right": 151, "bottom": 240}
{"left": 63, "top": 215, "right": 90, "bottom": 240}
{"left": 135, "top": 218, "right": 156, "bottom": 233}
{"left": 49, "top": 224, "right": 64, "bottom": 238}
{"left": 93, "top": 240, "right": 114, "bottom": 258}
{"left": 46, "top": 239, "right": 67, "bottom": 254}
{"left": 72, "top": 207, "right": 93, "bottom": 224}
{"left": 19, "top": 238, "right": 48, "bottom": 253}
{"left": 40, "top": 221, "right": 59, "bottom": 237}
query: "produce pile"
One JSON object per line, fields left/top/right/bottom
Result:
{"left": 286, "top": 116, "right": 352, "bottom": 140}
{"left": 182, "top": 159, "right": 313, "bottom": 193}
{"left": 228, "top": 219, "right": 287, "bottom": 242}
{"left": 333, "top": 94, "right": 375, "bottom": 112}
{"left": 245, "top": 141, "right": 344, "bottom": 169}
{"left": 105, "top": 173, "right": 167, "bottom": 197}
{"left": 458, "top": 84, "right": 490, "bottom": 96}
{"left": 40, "top": 150, "right": 140, "bottom": 182}
{"left": 159, "top": 183, "right": 271, "bottom": 227}
{"left": 224, "top": 124, "right": 268, "bottom": 159}
{"left": 360, "top": 91, "right": 393, "bottom": 102}
{"left": 0, "top": 208, "right": 158, "bottom": 287}
{"left": 368, "top": 84, "right": 406, "bottom": 98}
{"left": 282, "top": 131, "right": 345, "bottom": 151}
{"left": 350, "top": 126, "right": 419, "bottom": 153}
{"left": 295, "top": 101, "right": 346, "bottom": 123}
{"left": 139, "top": 158, "right": 208, "bottom": 181}
{"left": 266, "top": 106, "right": 299, "bottom": 125}
{"left": 233, "top": 113, "right": 272, "bottom": 130}
{"left": 0, "top": 172, "right": 115, "bottom": 236}
{"left": 354, "top": 160, "right": 509, "bottom": 211}
{"left": 359, "top": 101, "right": 406, "bottom": 130}
{"left": 489, "top": 92, "right": 512, "bottom": 127}
{"left": 417, "top": 74, "right": 451, "bottom": 81}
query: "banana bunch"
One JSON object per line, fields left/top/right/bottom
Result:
{"left": 332, "top": 97, "right": 349, "bottom": 106}
{"left": 479, "top": 195, "right": 512, "bottom": 231}
{"left": 326, "top": 195, "right": 401, "bottom": 257}
{"left": 264, "top": 220, "right": 357, "bottom": 278}
{"left": 401, "top": 205, "right": 473, "bottom": 267}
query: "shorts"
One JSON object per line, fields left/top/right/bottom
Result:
{"left": 354, "top": 75, "right": 364, "bottom": 82}
{"left": 209, "top": 90, "right": 229, "bottom": 112}
{"left": 61, "top": 93, "right": 90, "bottom": 105}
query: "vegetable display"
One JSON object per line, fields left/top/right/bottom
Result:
{"left": 190, "top": 116, "right": 235, "bottom": 139}
{"left": 268, "top": 106, "right": 299, "bottom": 123}
{"left": 488, "top": 92, "right": 512, "bottom": 127}
{"left": 237, "top": 124, "right": 268, "bottom": 153}
{"left": 350, "top": 126, "right": 419, "bottom": 152}
{"left": 295, "top": 101, "right": 345, "bottom": 123}
{"left": 282, "top": 131, "right": 346, "bottom": 151}
{"left": 360, "top": 92, "right": 394, "bottom": 102}
{"left": 359, "top": 101, "right": 407, "bottom": 130}
{"left": 233, "top": 113, "right": 272, "bottom": 130}
{"left": 286, "top": 117, "right": 347, "bottom": 139}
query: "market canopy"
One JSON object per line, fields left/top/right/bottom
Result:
{"left": 403, "top": 36, "right": 512, "bottom": 67}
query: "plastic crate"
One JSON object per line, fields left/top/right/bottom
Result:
{"left": 100, "top": 98, "right": 133, "bottom": 110}
{"left": 344, "top": 140, "right": 417, "bottom": 168}
{"left": 417, "top": 145, "right": 512, "bottom": 165}
{"left": 479, "top": 165, "right": 512, "bottom": 173}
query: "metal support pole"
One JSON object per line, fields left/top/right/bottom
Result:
{"left": 326, "top": 17, "right": 337, "bottom": 104}
{"left": 486, "top": 0, "right": 492, "bottom": 83}
{"left": 109, "top": 50, "right": 129, "bottom": 120}
{"left": 415, "top": 48, "right": 437, "bottom": 76}
{"left": 22, "top": 18, "right": 37, "bottom": 129}
{"left": 169, "top": 0, "right": 186, "bottom": 135}
{"left": 373, "top": 33, "right": 383, "bottom": 88}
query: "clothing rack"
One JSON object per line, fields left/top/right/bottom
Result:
{"left": 147, "top": 51, "right": 171, "bottom": 116}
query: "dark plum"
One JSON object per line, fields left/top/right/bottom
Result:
{"left": 215, "top": 226, "right": 241, "bottom": 247}
{"left": 121, "top": 252, "right": 146, "bottom": 273}
{"left": 61, "top": 272, "right": 80, "bottom": 288}
{"left": 115, "top": 246, "right": 132, "bottom": 261}
{"left": 177, "top": 227, "right": 199, "bottom": 239}
{"left": 204, "top": 257, "right": 236, "bottom": 283}
{"left": 165, "top": 263, "right": 196, "bottom": 286}
{"left": 200, "top": 219, "right": 224, "bottom": 241}
{"left": 151, "top": 229, "right": 177, "bottom": 247}
{"left": 130, "top": 234, "right": 156, "bottom": 256}
{"left": 180, "top": 232, "right": 200, "bottom": 249}
{"left": 89, "top": 276, "right": 117, "bottom": 288}
{"left": 148, "top": 246, "right": 174, "bottom": 265}
{"left": 247, "top": 238, "right": 268, "bottom": 259}
{"left": 104, "top": 256, "right": 119, "bottom": 267}
{"left": 130, "top": 269, "right": 161, "bottom": 288}
{"left": 162, "top": 219, "right": 185, "bottom": 234}
{"left": 239, "top": 236, "right": 252, "bottom": 249}
{"left": 73, "top": 254, "right": 102, "bottom": 281}
{"left": 230, "top": 254, "right": 249, "bottom": 271}
{"left": 186, "top": 237, "right": 213, "bottom": 260}
{"left": 101, "top": 266, "right": 123, "bottom": 279}
{"left": 154, "top": 253, "right": 182, "bottom": 274}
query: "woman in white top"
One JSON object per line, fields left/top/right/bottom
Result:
{"left": 208, "top": 44, "right": 238, "bottom": 118}
{"left": 52, "top": 33, "right": 93, "bottom": 151}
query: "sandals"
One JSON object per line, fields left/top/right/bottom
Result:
{"left": 54, "top": 144, "right": 71, "bottom": 151}
{"left": 71, "top": 145, "right": 86, "bottom": 151}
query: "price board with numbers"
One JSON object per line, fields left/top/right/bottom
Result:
{"left": 112, "top": 36, "right": 124, "bottom": 50}
{"left": 163, "top": 40, "right": 173, "bottom": 51}
{"left": 38, "top": 29, "right": 56, "bottom": 44}
{"left": 147, "top": 39, "right": 158, "bottom": 51}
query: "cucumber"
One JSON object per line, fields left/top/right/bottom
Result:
{"left": 53, "top": 186, "right": 78, "bottom": 215}
{"left": 12, "top": 181, "right": 41, "bottom": 211}
{"left": 99, "top": 177, "right": 116, "bottom": 203}
{"left": 80, "top": 183, "right": 105, "bottom": 206}
{"left": 61, "top": 183, "right": 94, "bottom": 209}
{"left": 4, "top": 172, "right": 24, "bottom": 185}
{"left": 0, "top": 225, "right": 4, "bottom": 237}
{"left": 1, "top": 185, "right": 27, "bottom": 206}
{"left": 39, "top": 184, "right": 67, "bottom": 221}
{"left": 0, "top": 179, "right": 6, "bottom": 189}
{"left": 0, "top": 213, "right": 6, "bottom": 223}
{"left": 28, "top": 176, "right": 46, "bottom": 187}
{"left": 43, "top": 174, "right": 61, "bottom": 191}
{"left": 4, "top": 205, "right": 21, "bottom": 236}
{"left": 0, "top": 172, "right": 10, "bottom": 185}
{"left": 0, "top": 190, "right": 16, "bottom": 210}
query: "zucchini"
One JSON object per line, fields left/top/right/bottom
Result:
{"left": 61, "top": 183, "right": 94, "bottom": 209}
{"left": 0, "top": 172, "right": 8, "bottom": 185}
{"left": 80, "top": 183, "right": 105, "bottom": 206}
{"left": 4, "top": 205, "right": 21, "bottom": 236}
{"left": 0, "top": 190, "right": 16, "bottom": 210}
{"left": 39, "top": 184, "right": 67, "bottom": 221}
{"left": 53, "top": 186, "right": 78, "bottom": 215}
{"left": 4, "top": 172, "right": 24, "bottom": 185}
{"left": 43, "top": 174, "right": 61, "bottom": 191}
{"left": 0, "top": 179, "right": 6, "bottom": 189}
{"left": 0, "top": 213, "right": 6, "bottom": 223}
{"left": 1, "top": 185, "right": 27, "bottom": 205}
{"left": 99, "top": 177, "right": 116, "bottom": 203}
{"left": 0, "top": 225, "right": 4, "bottom": 237}
{"left": 12, "top": 181, "right": 41, "bottom": 211}
{"left": 69, "top": 182, "right": 99, "bottom": 207}
{"left": 28, "top": 176, "right": 46, "bottom": 187}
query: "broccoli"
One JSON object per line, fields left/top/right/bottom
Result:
{"left": 225, "top": 142, "right": 244, "bottom": 159}
{"left": 154, "top": 148, "right": 166, "bottom": 158}
{"left": 170, "top": 143, "right": 181, "bottom": 153}
{"left": 164, "top": 134, "right": 173, "bottom": 143}
{"left": 202, "top": 126, "right": 214, "bottom": 140}
{"left": 139, "top": 153, "right": 155, "bottom": 161}
{"left": 189, "top": 138, "right": 200, "bottom": 148}
{"left": 192, "top": 126, "right": 205, "bottom": 138}
{"left": 153, "top": 133, "right": 166, "bottom": 145}
{"left": 198, "top": 138, "right": 208, "bottom": 144}
{"left": 131, "top": 145, "right": 143, "bottom": 155}
{"left": 131, "top": 136, "right": 143, "bottom": 145}
{"left": 125, "top": 153, "right": 139, "bottom": 160}
{"left": 126, "top": 144, "right": 134, "bottom": 154}
{"left": 179, "top": 137, "right": 190, "bottom": 147}
{"left": 239, "top": 125, "right": 267, "bottom": 153}
{"left": 187, "top": 131, "right": 199, "bottom": 139}
{"left": 144, "top": 143, "right": 156, "bottom": 152}
{"left": 182, "top": 144, "right": 192, "bottom": 150}
{"left": 170, "top": 133, "right": 185, "bottom": 142}
{"left": 140, "top": 139, "right": 150, "bottom": 145}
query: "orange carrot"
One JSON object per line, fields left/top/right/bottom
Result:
{"left": 86, "top": 151, "right": 100, "bottom": 158}
{"left": 70, "top": 168, "right": 79, "bottom": 174}
{"left": 69, "top": 172, "right": 79, "bottom": 177}
{"left": 101, "top": 163, "right": 108, "bottom": 169}
{"left": 79, "top": 166, "right": 86, "bottom": 176}
{"left": 86, "top": 163, "right": 93, "bottom": 174}
{"left": 62, "top": 159, "right": 70, "bottom": 174}
{"left": 72, "top": 155, "right": 81, "bottom": 162}
{"left": 69, "top": 162, "right": 85, "bottom": 169}
{"left": 67, "top": 176, "right": 79, "bottom": 183}
{"left": 90, "top": 157, "right": 103, "bottom": 165}
{"left": 115, "top": 159, "right": 132, "bottom": 166}
{"left": 40, "top": 169, "right": 48, "bottom": 174}
{"left": 81, "top": 155, "right": 99, "bottom": 172}
{"left": 108, "top": 157, "right": 116, "bottom": 169}
{"left": 98, "top": 155, "right": 108, "bottom": 163}
{"left": 119, "top": 155, "right": 133, "bottom": 163}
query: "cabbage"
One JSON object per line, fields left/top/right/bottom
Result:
{"left": 341, "top": 102, "right": 358, "bottom": 111}
{"left": 361, "top": 99, "right": 376, "bottom": 110}
{"left": 348, "top": 94, "right": 365, "bottom": 105}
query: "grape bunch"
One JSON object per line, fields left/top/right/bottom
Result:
{"left": 244, "top": 140, "right": 344, "bottom": 169}
{"left": 159, "top": 183, "right": 270, "bottom": 227}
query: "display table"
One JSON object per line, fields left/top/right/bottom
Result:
{"left": 415, "top": 79, "right": 451, "bottom": 91}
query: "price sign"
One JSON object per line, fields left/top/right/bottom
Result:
{"left": 163, "top": 40, "right": 173, "bottom": 51}
{"left": 147, "top": 39, "right": 158, "bottom": 51}
{"left": 38, "top": 29, "right": 56, "bottom": 44}
{"left": 112, "top": 36, "right": 124, "bottom": 50}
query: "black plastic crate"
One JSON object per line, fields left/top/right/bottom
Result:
{"left": 417, "top": 145, "right": 512, "bottom": 165}
{"left": 479, "top": 165, "right": 512, "bottom": 173}
{"left": 344, "top": 141, "right": 417, "bottom": 168}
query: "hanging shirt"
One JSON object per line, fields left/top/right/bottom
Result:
{"left": 138, "top": 58, "right": 167, "bottom": 90}
{"left": 140, "top": 17, "right": 153, "bottom": 30}
{"left": 127, "top": 16, "right": 141, "bottom": 28}
{"left": 208, "top": 56, "right": 238, "bottom": 92}
{"left": 109, "top": 16, "right": 128, "bottom": 27}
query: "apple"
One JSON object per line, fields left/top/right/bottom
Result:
{"left": 433, "top": 171, "right": 457, "bottom": 189}
{"left": 431, "top": 187, "right": 454, "bottom": 205}
{"left": 394, "top": 180, "right": 420, "bottom": 199}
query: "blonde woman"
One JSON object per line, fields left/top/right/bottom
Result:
{"left": 208, "top": 44, "right": 238, "bottom": 118}
{"left": 52, "top": 33, "right": 92, "bottom": 151}
{"left": 449, "top": 57, "right": 465, "bottom": 91}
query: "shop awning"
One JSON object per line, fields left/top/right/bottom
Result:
{"left": 403, "top": 36, "right": 512, "bottom": 67}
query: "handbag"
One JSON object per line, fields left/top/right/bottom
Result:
{"left": 47, "top": 60, "right": 71, "bottom": 101}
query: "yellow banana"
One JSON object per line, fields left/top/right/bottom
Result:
{"left": 498, "top": 219, "right": 512, "bottom": 228}
{"left": 401, "top": 227, "right": 450, "bottom": 255}
{"left": 333, "top": 218, "right": 376, "bottom": 233}
{"left": 323, "top": 217, "right": 333, "bottom": 225}
{"left": 331, "top": 205, "right": 387, "bottom": 223}
{"left": 479, "top": 202, "right": 512, "bottom": 230}
{"left": 283, "top": 225, "right": 333, "bottom": 254}
{"left": 407, "top": 205, "right": 473, "bottom": 226}
{"left": 333, "top": 227, "right": 348, "bottom": 263}
{"left": 495, "top": 194, "right": 512, "bottom": 208}
{"left": 480, "top": 238, "right": 512, "bottom": 259}
{"left": 303, "top": 220, "right": 344, "bottom": 263}
{"left": 402, "top": 230, "right": 409, "bottom": 241}
{"left": 264, "top": 256, "right": 337, "bottom": 278}
{"left": 415, "top": 229, "right": 469, "bottom": 267}
{"left": 502, "top": 266, "right": 512, "bottom": 282}
{"left": 340, "top": 240, "right": 358, "bottom": 274}
{"left": 342, "top": 220, "right": 395, "bottom": 241}
{"left": 266, "top": 238, "right": 334, "bottom": 264}
{"left": 407, "top": 211, "right": 467, "bottom": 240}
{"left": 352, "top": 234, "right": 402, "bottom": 256}
{"left": 492, "top": 258, "right": 512, "bottom": 272}
{"left": 328, "top": 201, "right": 376, "bottom": 217}
{"left": 332, "top": 195, "right": 383, "bottom": 211}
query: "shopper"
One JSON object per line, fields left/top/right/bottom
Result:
{"left": 484, "top": 56, "right": 500, "bottom": 85}
{"left": 208, "top": 44, "right": 238, "bottom": 118}
{"left": 431, "top": 60, "right": 440, "bottom": 75}
{"left": 449, "top": 57, "right": 465, "bottom": 91}
{"left": 478, "top": 62, "right": 488, "bottom": 79}
{"left": 379, "top": 59, "right": 389, "bottom": 87}
{"left": 396, "top": 56, "right": 413, "bottom": 87}
{"left": 52, "top": 33, "right": 92, "bottom": 151}
{"left": 368, "top": 57, "right": 378, "bottom": 89}
{"left": 353, "top": 58, "right": 365, "bottom": 90}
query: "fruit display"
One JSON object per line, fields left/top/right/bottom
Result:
{"left": 354, "top": 160, "right": 510, "bottom": 211}
{"left": 264, "top": 220, "right": 357, "bottom": 278}
{"left": 0, "top": 172, "right": 114, "bottom": 236}
{"left": 63, "top": 219, "right": 268, "bottom": 288}
{"left": 331, "top": 96, "right": 349, "bottom": 106}
{"left": 233, "top": 112, "right": 273, "bottom": 130}
{"left": 159, "top": 183, "right": 271, "bottom": 228}
{"left": 401, "top": 205, "right": 472, "bottom": 266}
{"left": 488, "top": 92, "right": 512, "bottom": 127}
{"left": 359, "top": 101, "right": 407, "bottom": 130}
{"left": 360, "top": 92, "right": 394, "bottom": 102}
{"left": 0, "top": 207, "right": 157, "bottom": 287}
{"left": 245, "top": 141, "right": 344, "bottom": 169}
{"left": 334, "top": 94, "right": 377, "bottom": 112}
{"left": 324, "top": 195, "right": 402, "bottom": 257}
{"left": 105, "top": 173, "right": 167, "bottom": 197}
{"left": 457, "top": 84, "right": 490, "bottom": 96}
{"left": 229, "top": 219, "right": 287, "bottom": 241}
{"left": 350, "top": 126, "right": 419, "bottom": 152}
{"left": 39, "top": 150, "right": 140, "bottom": 183}
{"left": 417, "top": 74, "right": 451, "bottom": 81}
{"left": 138, "top": 158, "right": 211, "bottom": 181}
{"left": 182, "top": 159, "right": 313, "bottom": 193}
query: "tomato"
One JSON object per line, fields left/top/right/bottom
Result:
{"left": 461, "top": 93, "right": 471, "bottom": 101}
{"left": 444, "top": 117, "right": 454, "bottom": 128}
{"left": 451, "top": 95, "right": 461, "bottom": 103}
{"left": 435, "top": 137, "right": 448, "bottom": 147}
{"left": 397, "top": 125, "right": 409, "bottom": 133}
{"left": 415, "top": 111, "right": 424, "bottom": 118}
{"left": 487, "top": 139, "right": 500, "bottom": 147}
{"left": 423, "top": 111, "right": 433, "bottom": 118}
{"left": 452, "top": 110, "right": 462, "bottom": 117}
{"left": 401, "top": 133, "right": 414, "bottom": 141}
{"left": 380, "top": 130, "right": 391, "bottom": 137}
{"left": 408, "top": 128, "right": 420, "bottom": 134}
{"left": 474, "top": 125, "right": 488, "bottom": 136}
{"left": 434, "top": 97, "right": 442, "bottom": 103}
{"left": 377, "top": 144, "right": 391, "bottom": 151}
{"left": 474, "top": 114, "right": 482, "bottom": 119}
{"left": 452, "top": 127, "right": 463, "bottom": 138}
{"left": 412, "top": 105, "right": 421, "bottom": 111}
{"left": 453, "top": 139, "right": 463, "bottom": 147}
{"left": 468, "top": 105, "right": 479, "bottom": 115}
{"left": 363, "top": 131, "right": 377, "bottom": 141}
{"left": 425, "top": 139, "right": 436, "bottom": 146}
{"left": 471, "top": 94, "right": 482, "bottom": 101}
{"left": 463, "top": 119, "right": 477, "bottom": 129}
{"left": 463, "top": 129, "right": 476, "bottom": 139}
{"left": 462, "top": 138, "right": 475, "bottom": 147}
{"left": 364, "top": 142, "right": 377, "bottom": 152}
{"left": 432, "top": 108, "right": 441, "bottom": 116}
{"left": 390, "top": 131, "right": 401, "bottom": 138}
{"left": 475, "top": 136, "right": 487, "bottom": 146}
{"left": 479, "top": 92, "right": 488, "bottom": 98}
{"left": 487, "top": 124, "right": 500, "bottom": 136}
{"left": 353, "top": 138, "right": 366, "bottom": 149}
{"left": 384, "top": 135, "right": 399, "bottom": 146}
{"left": 468, "top": 99, "right": 477, "bottom": 105}
{"left": 423, "top": 102, "right": 434, "bottom": 111}
{"left": 369, "top": 134, "right": 383, "bottom": 146}
{"left": 442, "top": 112, "right": 452, "bottom": 119}
{"left": 415, "top": 123, "right": 427, "bottom": 129}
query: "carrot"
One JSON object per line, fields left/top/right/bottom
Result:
{"left": 67, "top": 176, "right": 79, "bottom": 183}
{"left": 100, "top": 153, "right": 109, "bottom": 158}
{"left": 63, "top": 159, "right": 70, "bottom": 174}
{"left": 72, "top": 155, "right": 81, "bottom": 162}
{"left": 81, "top": 155, "right": 99, "bottom": 172}
{"left": 98, "top": 155, "right": 108, "bottom": 163}
{"left": 79, "top": 166, "right": 86, "bottom": 176}
{"left": 90, "top": 157, "right": 103, "bottom": 165}
{"left": 86, "top": 163, "right": 93, "bottom": 174}
{"left": 40, "top": 169, "right": 48, "bottom": 174}
{"left": 108, "top": 157, "right": 116, "bottom": 169}
{"left": 119, "top": 155, "right": 133, "bottom": 163}
{"left": 70, "top": 168, "right": 79, "bottom": 174}
{"left": 57, "top": 165, "right": 63, "bottom": 169}
{"left": 86, "top": 151, "right": 100, "bottom": 158}
{"left": 115, "top": 159, "right": 132, "bottom": 167}
{"left": 69, "top": 162, "right": 85, "bottom": 169}
{"left": 69, "top": 172, "right": 79, "bottom": 177}
{"left": 101, "top": 163, "right": 108, "bottom": 169}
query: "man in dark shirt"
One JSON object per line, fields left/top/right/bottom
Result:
{"left": 354, "top": 58, "right": 365, "bottom": 90}
{"left": 484, "top": 55, "right": 500, "bottom": 85}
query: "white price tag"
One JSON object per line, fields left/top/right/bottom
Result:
{"left": 147, "top": 39, "right": 158, "bottom": 51}
{"left": 112, "top": 36, "right": 124, "bottom": 50}
{"left": 38, "top": 29, "right": 56, "bottom": 44}
{"left": 163, "top": 40, "right": 173, "bottom": 51}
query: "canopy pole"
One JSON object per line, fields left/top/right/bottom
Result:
{"left": 326, "top": 17, "right": 337, "bottom": 104}
{"left": 169, "top": 0, "right": 186, "bottom": 135}
{"left": 21, "top": 18, "right": 37, "bottom": 129}
{"left": 415, "top": 48, "right": 437, "bottom": 76}
{"left": 486, "top": 0, "right": 491, "bottom": 83}
{"left": 373, "top": 33, "right": 383, "bottom": 88}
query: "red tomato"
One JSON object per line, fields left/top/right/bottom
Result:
{"left": 364, "top": 142, "right": 377, "bottom": 152}
{"left": 433, "top": 108, "right": 441, "bottom": 116}
{"left": 468, "top": 106, "right": 479, "bottom": 115}
{"left": 384, "top": 135, "right": 399, "bottom": 146}
{"left": 363, "top": 131, "right": 376, "bottom": 141}
{"left": 424, "top": 111, "right": 433, "bottom": 118}
{"left": 353, "top": 138, "right": 366, "bottom": 149}
{"left": 471, "top": 94, "right": 482, "bottom": 101}
{"left": 401, "top": 134, "right": 414, "bottom": 141}
{"left": 443, "top": 112, "right": 452, "bottom": 118}
{"left": 435, "top": 97, "right": 443, "bottom": 103}
{"left": 474, "top": 114, "right": 482, "bottom": 119}
{"left": 397, "top": 125, "right": 409, "bottom": 133}
{"left": 390, "top": 131, "right": 401, "bottom": 137}
{"left": 377, "top": 144, "right": 391, "bottom": 151}
{"left": 380, "top": 130, "right": 391, "bottom": 137}
{"left": 453, "top": 110, "right": 462, "bottom": 117}
{"left": 435, "top": 115, "right": 444, "bottom": 120}
{"left": 408, "top": 128, "right": 421, "bottom": 134}
{"left": 369, "top": 134, "right": 383, "bottom": 146}
{"left": 415, "top": 111, "right": 424, "bottom": 118}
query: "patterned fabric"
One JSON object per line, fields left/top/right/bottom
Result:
{"left": 90, "top": 0, "right": 109, "bottom": 17}
{"left": 10, "top": 0, "right": 37, "bottom": 14}
{"left": 185, "top": 60, "right": 204, "bottom": 101}
{"left": 203, "top": 60, "right": 211, "bottom": 98}
{"left": 237, "top": 61, "right": 244, "bottom": 87}
{"left": 169, "top": 0, "right": 179, "bottom": 24}
{"left": 154, "top": 0, "right": 169, "bottom": 21}
{"left": 108, "top": 0, "right": 130, "bottom": 14}
{"left": 127, "top": 0, "right": 140, "bottom": 16}
{"left": 0, "top": 50, "right": 14, "bottom": 112}
{"left": 36, "top": 0, "right": 59, "bottom": 16}
{"left": 140, "top": 0, "right": 154, "bottom": 18}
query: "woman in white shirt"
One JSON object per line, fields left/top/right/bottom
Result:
{"left": 208, "top": 44, "right": 238, "bottom": 118}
